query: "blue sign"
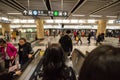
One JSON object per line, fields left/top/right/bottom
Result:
{"left": 32, "top": 10, "right": 38, "bottom": 16}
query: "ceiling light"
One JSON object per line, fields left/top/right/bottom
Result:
{"left": 54, "top": 20, "right": 62, "bottom": 23}
{"left": 89, "top": 15, "right": 102, "bottom": 17}
{"left": 20, "top": 20, "right": 27, "bottom": 23}
{"left": 88, "top": 19, "right": 96, "bottom": 23}
{"left": 45, "top": 20, "right": 54, "bottom": 23}
{"left": 1, "top": 17, "right": 8, "bottom": 20}
{"left": 12, "top": 19, "right": 20, "bottom": 23}
{"left": 28, "top": 19, "right": 35, "bottom": 23}
{"left": 107, "top": 20, "right": 115, "bottom": 24}
{"left": 71, "top": 20, "right": 78, "bottom": 23}
{"left": 106, "top": 16, "right": 117, "bottom": 18}
{"left": 7, "top": 13, "right": 22, "bottom": 15}
{"left": 72, "top": 14, "right": 85, "bottom": 17}
{"left": 79, "top": 20, "right": 86, "bottom": 23}
{"left": 62, "top": 20, "right": 70, "bottom": 23}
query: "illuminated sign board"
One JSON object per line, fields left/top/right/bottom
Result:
{"left": 0, "top": 19, "right": 11, "bottom": 23}
{"left": 23, "top": 10, "right": 68, "bottom": 17}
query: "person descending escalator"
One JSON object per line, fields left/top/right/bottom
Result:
{"left": 59, "top": 30, "right": 73, "bottom": 59}
{"left": 42, "top": 44, "right": 76, "bottom": 80}
{"left": 18, "top": 38, "right": 33, "bottom": 68}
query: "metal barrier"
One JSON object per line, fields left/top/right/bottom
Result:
{"left": 71, "top": 49, "right": 86, "bottom": 75}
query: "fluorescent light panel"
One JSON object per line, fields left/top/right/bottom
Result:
{"left": 45, "top": 20, "right": 54, "bottom": 23}
{"left": 72, "top": 14, "right": 85, "bottom": 17}
{"left": 71, "top": 20, "right": 78, "bottom": 23}
{"left": 7, "top": 13, "right": 22, "bottom": 15}
{"left": 106, "top": 16, "right": 117, "bottom": 18}
{"left": 62, "top": 20, "right": 70, "bottom": 23}
{"left": 107, "top": 20, "right": 115, "bottom": 24}
{"left": 88, "top": 19, "right": 96, "bottom": 23}
{"left": 79, "top": 20, "right": 86, "bottom": 23}
{"left": 1, "top": 17, "right": 8, "bottom": 20}
{"left": 54, "top": 20, "right": 62, "bottom": 23}
{"left": 89, "top": 15, "right": 102, "bottom": 17}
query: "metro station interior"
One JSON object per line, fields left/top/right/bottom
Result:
{"left": 0, "top": 0, "right": 120, "bottom": 80}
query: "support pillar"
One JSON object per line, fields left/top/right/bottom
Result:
{"left": 36, "top": 19, "right": 44, "bottom": 39}
{"left": 1, "top": 23, "right": 11, "bottom": 36}
{"left": 96, "top": 20, "right": 107, "bottom": 36}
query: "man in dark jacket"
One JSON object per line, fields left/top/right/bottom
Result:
{"left": 18, "top": 38, "right": 33, "bottom": 68}
{"left": 87, "top": 32, "right": 92, "bottom": 45}
{"left": 59, "top": 30, "right": 73, "bottom": 60}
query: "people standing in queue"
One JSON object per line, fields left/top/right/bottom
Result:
{"left": 18, "top": 38, "right": 33, "bottom": 68}
{"left": 42, "top": 44, "right": 76, "bottom": 80}
{"left": 59, "top": 30, "right": 73, "bottom": 60}
{"left": 0, "top": 38, "right": 17, "bottom": 69}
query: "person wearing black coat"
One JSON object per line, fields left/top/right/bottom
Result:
{"left": 59, "top": 30, "right": 73, "bottom": 60}
{"left": 18, "top": 38, "right": 33, "bottom": 68}
{"left": 87, "top": 32, "right": 92, "bottom": 45}
{"left": 96, "top": 33, "right": 102, "bottom": 45}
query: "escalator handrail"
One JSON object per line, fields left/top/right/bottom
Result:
{"left": 14, "top": 49, "right": 41, "bottom": 79}
{"left": 74, "top": 48, "right": 86, "bottom": 58}
{"left": 29, "top": 53, "right": 45, "bottom": 80}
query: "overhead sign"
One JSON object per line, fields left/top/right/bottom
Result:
{"left": 0, "top": 19, "right": 11, "bottom": 23}
{"left": 23, "top": 10, "right": 68, "bottom": 17}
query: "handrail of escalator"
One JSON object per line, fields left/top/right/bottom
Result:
{"left": 74, "top": 48, "right": 86, "bottom": 58}
{"left": 29, "top": 53, "right": 45, "bottom": 80}
{"left": 20, "top": 49, "right": 41, "bottom": 71}
{"left": 14, "top": 49, "right": 41, "bottom": 79}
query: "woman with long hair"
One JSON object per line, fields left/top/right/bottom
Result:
{"left": 42, "top": 44, "right": 76, "bottom": 80}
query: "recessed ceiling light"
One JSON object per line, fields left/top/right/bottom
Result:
{"left": 7, "top": 13, "right": 22, "bottom": 15}
{"left": 71, "top": 20, "right": 78, "bottom": 23}
{"left": 89, "top": 15, "right": 102, "bottom": 17}
{"left": 45, "top": 20, "right": 54, "bottom": 23}
{"left": 106, "top": 16, "right": 117, "bottom": 18}
{"left": 72, "top": 14, "right": 85, "bottom": 17}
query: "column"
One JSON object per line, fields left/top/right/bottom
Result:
{"left": 36, "top": 19, "right": 44, "bottom": 39}
{"left": 1, "top": 23, "right": 11, "bottom": 36}
{"left": 96, "top": 20, "right": 107, "bottom": 36}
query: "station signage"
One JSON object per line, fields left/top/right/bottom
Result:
{"left": 23, "top": 10, "right": 68, "bottom": 17}
{"left": 0, "top": 19, "right": 11, "bottom": 23}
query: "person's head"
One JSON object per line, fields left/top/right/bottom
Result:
{"left": 19, "top": 38, "right": 26, "bottom": 46}
{"left": 43, "top": 44, "right": 65, "bottom": 75}
{"left": 79, "top": 45, "right": 120, "bottom": 80}
{"left": 0, "top": 38, "right": 7, "bottom": 47}
{"left": 66, "top": 30, "right": 71, "bottom": 35}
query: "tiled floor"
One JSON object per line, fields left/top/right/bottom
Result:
{"left": 10, "top": 36, "right": 120, "bottom": 55}
{"left": 35, "top": 36, "right": 120, "bottom": 55}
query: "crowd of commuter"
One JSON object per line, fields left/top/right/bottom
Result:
{"left": 0, "top": 30, "right": 120, "bottom": 80}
